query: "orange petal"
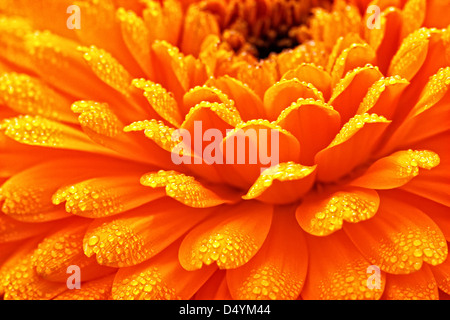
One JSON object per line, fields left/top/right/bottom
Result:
{"left": 183, "top": 85, "right": 239, "bottom": 120}
{"left": 52, "top": 175, "right": 165, "bottom": 218}
{"left": 2, "top": 249, "right": 67, "bottom": 300}
{"left": 0, "top": 72, "right": 77, "bottom": 123}
{"left": 315, "top": 114, "right": 391, "bottom": 183}
{"left": 382, "top": 265, "right": 439, "bottom": 300}
{"left": 219, "top": 120, "right": 301, "bottom": 190}
{"left": 235, "top": 59, "right": 279, "bottom": 99}
{"left": 0, "top": 115, "right": 113, "bottom": 156}
{"left": 132, "top": 78, "right": 182, "bottom": 127}
{"left": 74, "top": 0, "right": 142, "bottom": 75}
{"left": 281, "top": 63, "right": 332, "bottom": 101}
{"left": 369, "top": 7, "right": 403, "bottom": 74}
{"left": 151, "top": 41, "right": 189, "bottom": 102}
{"left": 0, "top": 157, "right": 143, "bottom": 222}
{"left": 117, "top": 8, "right": 154, "bottom": 79}
{"left": 0, "top": 212, "right": 62, "bottom": 243}
{"left": 83, "top": 199, "right": 212, "bottom": 268}
{"left": 180, "top": 4, "right": 220, "bottom": 57}
{"left": 297, "top": 187, "right": 380, "bottom": 236}
{"left": 194, "top": 270, "right": 232, "bottom": 300}
{"left": 71, "top": 100, "right": 159, "bottom": 164}
{"left": 112, "top": 241, "right": 217, "bottom": 300}
{"left": 328, "top": 65, "right": 383, "bottom": 124}
{"left": 205, "top": 76, "right": 265, "bottom": 121}
{"left": 32, "top": 220, "right": 115, "bottom": 282}
{"left": 344, "top": 191, "right": 448, "bottom": 274}
{"left": 383, "top": 67, "right": 450, "bottom": 152}
{"left": 54, "top": 274, "right": 115, "bottom": 300}
{"left": 263, "top": 79, "right": 324, "bottom": 121}
{"left": 357, "top": 76, "right": 410, "bottom": 119}
{"left": 179, "top": 201, "right": 273, "bottom": 270}
{"left": 227, "top": 207, "right": 308, "bottom": 300}
{"left": 142, "top": 0, "right": 183, "bottom": 46}
{"left": 423, "top": 0, "right": 450, "bottom": 28}
{"left": 388, "top": 28, "right": 441, "bottom": 81}
{"left": 431, "top": 251, "right": 450, "bottom": 295}
{"left": 276, "top": 98, "right": 341, "bottom": 165}
{"left": 140, "top": 170, "right": 238, "bottom": 208}
{"left": 331, "top": 43, "right": 377, "bottom": 86}
{"left": 349, "top": 150, "right": 440, "bottom": 190}
{"left": 401, "top": 0, "right": 426, "bottom": 40}
{"left": 302, "top": 231, "right": 385, "bottom": 300}
{"left": 389, "top": 190, "right": 450, "bottom": 242}
{"left": 243, "top": 162, "right": 316, "bottom": 204}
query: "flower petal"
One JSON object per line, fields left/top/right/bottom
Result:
{"left": 83, "top": 199, "right": 212, "bottom": 267}
{"left": 357, "top": 76, "right": 410, "bottom": 119}
{"left": 0, "top": 157, "right": 143, "bottom": 222}
{"left": 112, "top": 241, "right": 216, "bottom": 300}
{"left": 54, "top": 274, "right": 115, "bottom": 300}
{"left": 344, "top": 191, "right": 448, "bottom": 274}
{"left": 131, "top": 78, "right": 182, "bottom": 127}
{"left": 179, "top": 201, "right": 273, "bottom": 270}
{"left": 227, "top": 207, "right": 308, "bottom": 300}
{"left": 205, "top": 76, "right": 265, "bottom": 121}
{"left": 0, "top": 72, "right": 77, "bottom": 123}
{"left": 194, "top": 270, "right": 232, "bottom": 300}
{"left": 32, "top": 221, "right": 115, "bottom": 282}
{"left": 382, "top": 266, "right": 439, "bottom": 300}
{"left": 281, "top": 63, "right": 332, "bottom": 101}
{"left": 243, "top": 162, "right": 316, "bottom": 204}
{"left": 276, "top": 98, "right": 341, "bottom": 165}
{"left": 263, "top": 79, "right": 324, "bottom": 121}
{"left": 180, "top": 4, "right": 220, "bottom": 57}
{"left": 297, "top": 187, "right": 380, "bottom": 236}
{"left": 328, "top": 65, "right": 383, "bottom": 124}
{"left": 140, "top": 170, "right": 238, "bottom": 208}
{"left": 315, "top": 113, "right": 391, "bottom": 182}
{"left": 384, "top": 67, "right": 450, "bottom": 151}
{"left": 331, "top": 43, "right": 377, "bottom": 85}
{"left": 350, "top": 150, "right": 440, "bottom": 190}
{"left": 52, "top": 175, "right": 165, "bottom": 218}
{"left": 302, "top": 231, "right": 385, "bottom": 300}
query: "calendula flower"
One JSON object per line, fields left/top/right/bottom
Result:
{"left": 0, "top": 0, "right": 449, "bottom": 300}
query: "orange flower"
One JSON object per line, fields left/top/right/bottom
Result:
{"left": 0, "top": 0, "right": 449, "bottom": 300}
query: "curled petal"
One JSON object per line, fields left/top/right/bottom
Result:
{"left": 350, "top": 150, "right": 440, "bottom": 190}
{"left": 179, "top": 201, "right": 273, "bottom": 270}
{"left": 205, "top": 76, "right": 265, "bottom": 121}
{"left": 357, "top": 76, "right": 410, "bottom": 119}
{"left": 52, "top": 175, "right": 165, "bottom": 218}
{"left": 276, "top": 98, "right": 340, "bottom": 165}
{"left": 140, "top": 170, "right": 238, "bottom": 208}
{"left": 331, "top": 43, "right": 377, "bottom": 85}
{"left": 328, "top": 65, "right": 383, "bottom": 124}
{"left": 263, "top": 79, "right": 324, "bottom": 121}
{"left": 132, "top": 78, "right": 182, "bottom": 127}
{"left": 315, "top": 113, "right": 391, "bottom": 183}
{"left": 281, "top": 63, "right": 332, "bottom": 101}
{"left": 243, "top": 162, "right": 316, "bottom": 204}
{"left": 296, "top": 187, "right": 380, "bottom": 236}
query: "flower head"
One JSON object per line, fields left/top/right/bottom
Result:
{"left": 0, "top": 0, "right": 449, "bottom": 300}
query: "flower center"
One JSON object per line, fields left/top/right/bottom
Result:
{"left": 202, "top": 0, "right": 332, "bottom": 59}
